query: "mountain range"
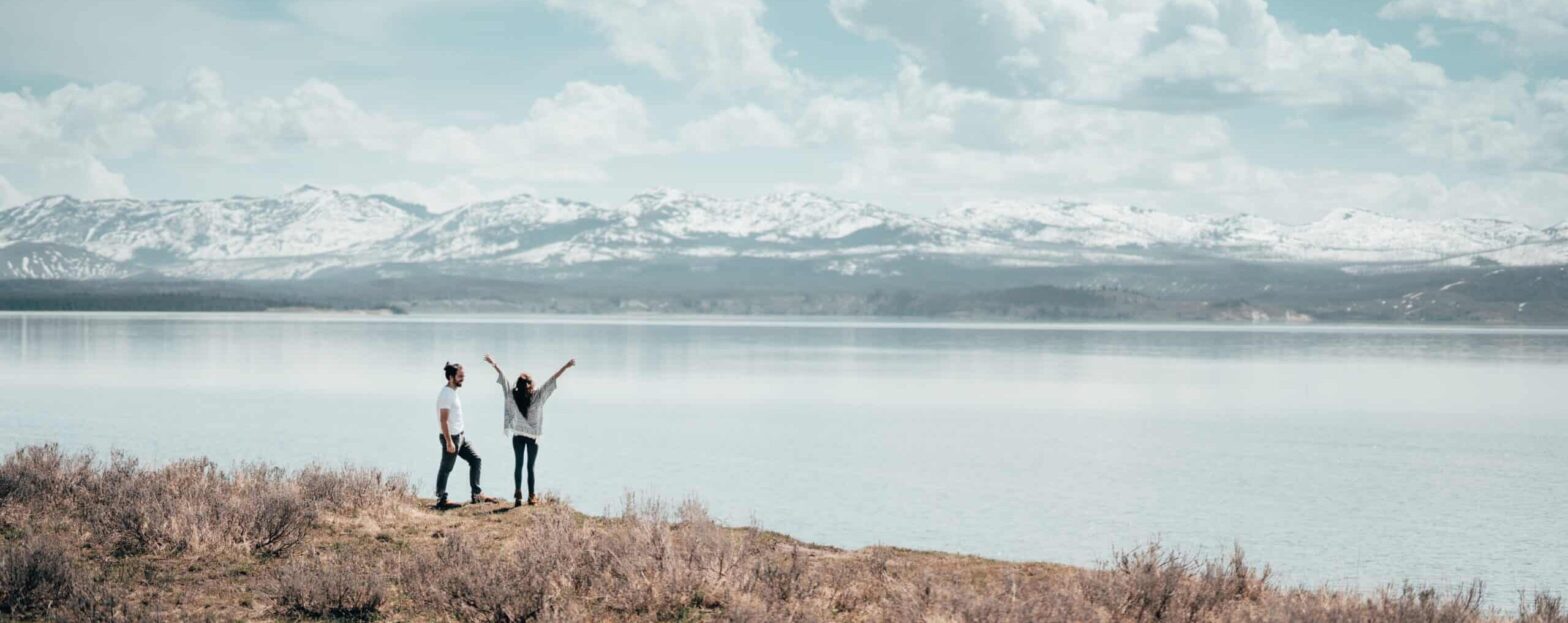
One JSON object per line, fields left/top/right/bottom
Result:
{"left": 1, "top": 185, "right": 1565, "bottom": 280}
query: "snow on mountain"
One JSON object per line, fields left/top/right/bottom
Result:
{"left": 1198, "top": 214, "right": 1290, "bottom": 248}
{"left": 943, "top": 200, "right": 1212, "bottom": 248}
{"left": 946, "top": 201, "right": 1561, "bottom": 264}
{"left": 429, "top": 189, "right": 998, "bottom": 267}
{"left": 621, "top": 189, "right": 958, "bottom": 246}
{"left": 394, "top": 194, "right": 621, "bottom": 263}
{"left": 0, "top": 187, "right": 1564, "bottom": 279}
{"left": 0, "top": 242, "right": 141, "bottom": 279}
{"left": 1276, "top": 209, "right": 1545, "bottom": 263}
{"left": 0, "top": 186, "right": 428, "bottom": 264}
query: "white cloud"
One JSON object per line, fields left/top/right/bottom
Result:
{"left": 0, "top": 174, "right": 27, "bottom": 208}
{"left": 1380, "top": 0, "right": 1568, "bottom": 56}
{"left": 0, "top": 82, "right": 154, "bottom": 163}
{"left": 789, "top": 63, "right": 1258, "bottom": 212}
{"left": 407, "top": 82, "right": 660, "bottom": 181}
{"left": 1416, "top": 24, "right": 1440, "bottom": 48}
{"left": 806, "top": 65, "right": 1229, "bottom": 177}
{"left": 0, "top": 81, "right": 152, "bottom": 200}
{"left": 780, "top": 63, "right": 1567, "bottom": 225}
{"left": 335, "top": 177, "right": 538, "bottom": 213}
{"left": 543, "top": 0, "right": 801, "bottom": 95}
{"left": 1398, "top": 74, "right": 1568, "bottom": 170}
{"left": 149, "top": 69, "right": 416, "bottom": 161}
{"left": 0, "top": 70, "right": 665, "bottom": 200}
{"left": 831, "top": 0, "right": 1448, "bottom": 110}
{"left": 678, "top": 105, "right": 795, "bottom": 152}
{"left": 37, "top": 156, "right": 131, "bottom": 200}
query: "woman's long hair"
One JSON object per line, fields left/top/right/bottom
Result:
{"left": 512, "top": 377, "right": 533, "bottom": 415}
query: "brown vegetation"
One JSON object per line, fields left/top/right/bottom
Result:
{"left": 0, "top": 443, "right": 1561, "bottom": 622}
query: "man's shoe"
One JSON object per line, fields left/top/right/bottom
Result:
{"left": 434, "top": 497, "right": 461, "bottom": 510}
{"left": 471, "top": 493, "right": 500, "bottom": 504}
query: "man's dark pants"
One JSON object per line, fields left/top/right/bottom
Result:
{"left": 435, "top": 433, "right": 482, "bottom": 501}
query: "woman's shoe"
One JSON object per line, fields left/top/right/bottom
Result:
{"left": 513, "top": 491, "right": 523, "bottom": 508}
{"left": 527, "top": 494, "right": 539, "bottom": 506}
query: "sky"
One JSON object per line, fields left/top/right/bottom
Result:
{"left": 0, "top": 0, "right": 1565, "bottom": 225}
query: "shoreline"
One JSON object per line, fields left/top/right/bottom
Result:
{"left": 0, "top": 443, "right": 1557, "bottom": 621}
{"left": 5, "top": 308, "right": 1568, "bottom": 333}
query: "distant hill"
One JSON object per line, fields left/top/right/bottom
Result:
{"left": 2, "top": 187, "right": 1565, "bottom": 281}
{"left": 0, "top": 242, "right": 142, "bottom": 279}
{"left": 3, "top": 187, "right": 1566, "bottom": 322}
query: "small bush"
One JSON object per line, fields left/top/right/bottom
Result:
{"left": 0, "top": 533, "right": 146, "bottom": 623}
{"left": 1521, "top": 593, "right": 1568, "bottom": 623}
{"left": 1081, "top": 543, "right": 1271, "bottom": 622}
{"left": 0, "top": 534, "right": 79, "bottom": 617}
{"left": 243, "top": 490, "right": 316, "bottom": 558}
{"left": 296, "top": 464, "right": 413, "bottom": 515}
{"left": 272, "top": 550, "right": 387, "bottom": 621}
{"left": 0, "top": 444, "right": 92, "bottom": 504}
{"left": 0, "top": 446, "right": 399, "bottom": 559}
{"left": 398, "top": 533, "right": 552, "bottom": 623}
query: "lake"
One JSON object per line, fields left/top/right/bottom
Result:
{"left": 1, "top": 312, "right": 1564, "bottom": 602}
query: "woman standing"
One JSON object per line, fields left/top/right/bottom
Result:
{"left": 483, "top": 353, "right": 576, "bottom": 507}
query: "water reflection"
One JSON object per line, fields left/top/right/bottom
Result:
{"left": 1, "top": 312, "right": 1565, "bottom": 603}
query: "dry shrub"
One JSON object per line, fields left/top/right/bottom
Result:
{"left": 271, "top": 550, "right": 388, "bottom": 620}
{"left": 1521, "top": 593, "right": 1568, "bottom": 623}
{"left": 6, "top": 445, "right": 1563, "bottom": 622}
{"left": 1230, "top": 581, "right": 1485, "bottom": 623}
{"left": 0, "top": 443, "right": 92, "bottom": 503}
{"left": 1365, "top": 582, "right": 1486, "bottom": 623}
{"left": 394, "top": 496, "right": 1524, "bottom": 622}
{"left": 296, "top": 464, "right": 414, "bottom": 516}
{"left": 398, "top": 504, "right": 598, "bottom": 622}
{"left": 0, "top": 533, "right": 148, "bottom": 623}
{"left": 243, "top": 490, "right": 316, "bottom": 558}
{"left": 593, "top": 495, "right": 748, "bottom": 617}
{"left": 394, "top": 496, "right": 771, "bottom": 622}
{"left": 398, "top": 533, "right": 554, "bottom": 622}
{"left": 0, "top": 533, "right": 78, "bottom": 617}
{"left": 1083, "top": 543, "right": 1270, "bottom": 622}
{"left": 87, "top": 456, "right": 315, "bottom": 557}
{"left": 0, "top": 445, "right": 411, "bottom": 560}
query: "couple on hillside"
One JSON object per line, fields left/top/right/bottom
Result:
{"left": 434, "top": 354, "right": 576, "bottom": 508}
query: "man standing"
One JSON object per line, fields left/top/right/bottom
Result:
{"left": 436, "top": 361, "right": 497, "bottom": 507}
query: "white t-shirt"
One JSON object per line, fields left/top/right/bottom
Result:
{"left": 437, "top": 385, "right": 464, "bottom": 435}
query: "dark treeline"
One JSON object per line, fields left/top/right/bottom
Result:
{"left": 3, "top": 262, "right": 1567, "bottom": 323}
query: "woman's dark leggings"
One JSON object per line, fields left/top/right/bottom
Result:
{"left": 511, "top": 435, "right": 539, "bottom": 498}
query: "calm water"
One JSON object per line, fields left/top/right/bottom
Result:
{"left": 2, "top": 312, "right": 1565, "bottom": 601}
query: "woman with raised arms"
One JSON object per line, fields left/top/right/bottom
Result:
{"left": 483, "top": 353, "right": 576, "bottom": 507}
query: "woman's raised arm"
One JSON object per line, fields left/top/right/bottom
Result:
{"left": 547, "top": 358, "right": 576, "bottom": 384}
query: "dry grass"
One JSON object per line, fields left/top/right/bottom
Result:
{"left": 0, "top": 533, "right": 150, "bottom": 622}
{"left": 0, "top": 443, "right": 1561, "bottom": 622}
{"left": 270, "top": 550, "right": 389, "bottom": 620}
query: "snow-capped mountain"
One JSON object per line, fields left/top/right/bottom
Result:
{"left": 1275, "top": 209, "right": 1546, "bottom": 263}
{"left": 0, "top": 187, "right": 1564, "bottom": 280}
{"left": 390, "top": 189, "right": 998, "bottom": 268}
{"left": 393, "top": 194, "right": 622, "bottom": 264}
{"left": 942, "top": 200, "right": 1215, "bottom": 248}
{"left": 0, "top": 242, "right": 141, "bottom": 279}
{"left": 941, "top": 201, "right": 1568, "bottom": 266}
{"left": 0, "top": 186, "right": 427, "bottom": 265}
